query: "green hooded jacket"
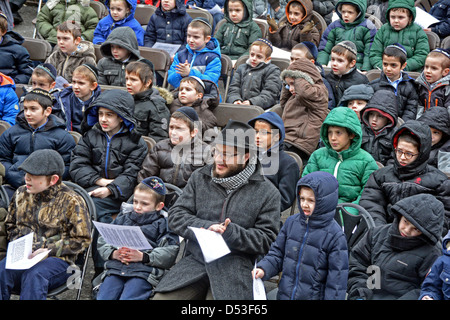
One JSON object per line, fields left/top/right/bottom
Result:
{"left": 302, "top": 107, "right": 378, "bottom": 206}
{"left": 369, "top": 0, "right": 430, "bottom": 71}
{"left": 215, "top": 0, "right": 262, "bottom": 60}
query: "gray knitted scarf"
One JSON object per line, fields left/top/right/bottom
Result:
{"left": 211, "top": 163, "right": 256, "bottom": 194}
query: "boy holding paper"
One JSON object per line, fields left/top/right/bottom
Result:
{"left": 0, "top": 149, "right": 91, "bottom": 300}
{"left": 95, "top": 176, "right": 179, "bottom": 300}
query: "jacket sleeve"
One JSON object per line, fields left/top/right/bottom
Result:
{"left": 324, "top": 231, "right": 349, "bottom": 300}
{"left": 81, "top": 8, "right": 99, "bottom": 42}
{"left": 317, "top": 24, "right": 335, "bottom": 65}
{"left": 144, "top": 233, "right": 180, "bottom": 269}
{"left": 57, "top": 131, "right": 76, "bottom": 181}
{"left": 248, "top": 66, "right": 282, "bottom": 109}
{"left": 361, "top": 27, "right": 376, "bottom": 71}
{"left": 137, "top": 144, "right": 161, "bottom": 183}
{"left": 189, "top": 56, "right": 221, "bottom": 84}
{"left": 96, "top": 59, "right": 109, "bottom": 85}
{"left": 399, "top": 82, "right": 420, "bottom": 122}
{"left": 418, "top": 257, "right": 444, "bottom": 300}
{"left": 369, "top": 26, "right": 386, "bottom": 70}
{"left": 144, "top": 17, "right": 157, "bottom": 47}
{"left": 13, "top": 48, "right": 33, "bottom": 84}
{"left": 301, "top": 150, "right": 320, "bottom": 177}
{"left": 0, "top": 130, "right": 22, "bottom": 187}
{"left": 353, "top": 157, "right": 379, "bottom": 206}
{"left": 358, "top": 170, "right": 389, "bottom": 227}
{"left": 277, "top": 157, "right": 300, "bottom": 212}
{"left": 93, "top": 18, "right": 109, "bottom": 45}
{"left": 226, "top": 65, "right": 244, "bottom": 103}
{"left": 168, "top": 53, "right": 183, "bottom": 88}
{"left": 0, "top": 88, "right": 19, "bottom": 126}
{"left": 404, "top": 29, "right": 430, "bottom": 72}
{"left": 36, "top": 5, "right": 57, "bottom": 42}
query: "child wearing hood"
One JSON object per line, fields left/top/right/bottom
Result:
{"left": 348, "top": 194, "right": 444, "bottom": 300}
{"left": 248, "top": 112, "right": 300, "bottom": 213}
{"left": 253, "top": 171, "right": 348, "bottom": 300}
{"left": 337, "top": 83, "right": 374, "bottom": 121}
{"left": 267, "top": 0, "right": 320, "bottom": 50}
{"left": 93, "top": 0, "right": 144, "bottom": 46}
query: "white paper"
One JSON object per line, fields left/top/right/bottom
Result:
{"left": 252, "top": 261, "right": 267, "bottom": 300}
{"left": 414, "top": 7, "right": 440, "bottom": 29}
{"left": 152, "top": 42, "right": 181, "bottom": 57}
{"left": 93, "top": 221, "right": 153, "bottom": 250}
{"left": 6, "top": 233, "right": 50, "bottom": 270}
{"left": 271, "top": 46, "right": 292, "bottom": 61}
{"left": 187, "top": 226, "right": 230, "bottom": 263}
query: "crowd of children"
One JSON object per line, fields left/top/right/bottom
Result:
{"left": 0, "top": 0, "right": 449, "bottom": 301}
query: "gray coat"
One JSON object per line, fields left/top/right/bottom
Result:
{"left": 154, "top": 162, "right": 281, "bottom": 299}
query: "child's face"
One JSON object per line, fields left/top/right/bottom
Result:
{"left": 111, "top": 44, "right": 130, "bottom": 61}
{"left": 23, "top": 100, "right": 51, "bottom": 129}
{"left": 187, "top": 26, "right": 210, "bottom": 51}
{"left": 126, "top": 71, "right": 151, "bottom": 95}
{"left": 347, "top": 99, "right": 367, "bottom": 120}
{"left": 288, "top": 4, "right": 304, "bottom": 24}
{"left": 98, "top": 107, "right": 123, "bottom": 136}
{"left": 133, "top": 189, "right": 162, "bottom": 214}
{"left": 56, "top": 30, "right": 81, "bottom": 54}
{"left": 24, "top": 173, "right": 56, "bottom": 194}
{"left": 31, "top": 74, "right": 55, "bottom": 92}
{"left": 398, "top": 216, "right": 422, "bottom": 237}
{"left": 382, "top": 55, "right": 407, "bottom": 81}
{"left": 72, "top": 72, "right": 97, "bottom": 101}
{"left": 430, "top": 127, "right": 443, "bottom": 146}
{"left": 330, "top": 52, "right": 355, "bottom": 75}
{"left": 328, "top": 125, "right": 355, "bottom": 152}
{"left": 254, "top": 120, "right": 279, "bottom": 151}
{"left": 110, "top": 0, "right": 130, "bottom": 21}
{"left": 290, "top": 49, "right": 311, "bottom": 64}
{"left": 169, "top": 117, "right": 196, "bottom": 146}
{"left": 248, "top": 45, "right": 270, "bottom": 68}
{"left": 299, "top": 186, "right": 315, "bottom": 216}
{"left": 340, "top": 4, "right": 358, "bottom": 24}
{"left": 395, "top": 139, "right": 419, "bottom": 166}
{"left": 424, "top": 56, "right": 450, "bottom": 84}
{"left": 368, "top": 110, "right": 389, "bottom": 131}
{"left": 389, "top": 9, "right": 411, "bottom": 31}
{"left": 161, "top": 0, "right": 176, "bottom": 11}
{"left": 284, "top": 77, "right": 296, "bottom": 96}
{"left": 228, "top": 0, "right": 245, "bottom": 24}
{"left": 178, "top": 81, "right": 203, "bottom": 106}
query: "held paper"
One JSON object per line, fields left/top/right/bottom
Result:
{"left": 6, "top": 233, "right": 50, "bottom": 270}
{"left": 187, "top": 226, "right": 230, "bottom": 263}
{"left": 93, "top": 221, "right": 152, "bottom": 250}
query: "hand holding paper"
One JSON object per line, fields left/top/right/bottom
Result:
{"left": 188, "top": 226, "right": 230, "bottom": 263}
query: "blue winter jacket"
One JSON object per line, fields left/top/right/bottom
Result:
{"left": 429, "top": 0, "right": 450, "bottom": 38}
{"left": 257, "top": 171, "right": 348, "bottom": 300}
{"left": 0, "top": 31, "right": 33, "bottom": 84}
{"left": 144, "top": 0, "right": 192, "bottom": 48}
{"left": 93, "top": 0, "right": 144, "bottom": 46}
{"left": 0, "top": 74, "right": 19, "bottom": 126}
{"left": 168, "top": 37, "right": 221, "bottom": 88}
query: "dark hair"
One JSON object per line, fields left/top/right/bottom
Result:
{"left": 397, "top": 131, "right": 420, "bottom": 149}
{"left": 23, "top": 92, "right": 53, "bottom": 110}
{"left": 57, "top": 20, "right": 82, "bottom": 39}
{"left": 171, "top": 111, "right": 196, "bottom": 132}
{"left": 126, "top": 61, "right": 154, "bottom": 88}
{"left": 383, "top": 46, "right": 407, "bottom": 65}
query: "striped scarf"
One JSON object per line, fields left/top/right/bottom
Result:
{"left": 211, "top": 163, "right": 256, "bottom": 194}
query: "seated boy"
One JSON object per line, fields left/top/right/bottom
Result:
{"left": 0, "top": 89, "right": 75, "bottom": 197}
{"left": 93, "top": 0, "right": 144, "bottom": 46}
{"left": 143, "top": 0, "right": 192, "bottom": 50}
{"left": 325, "top": 40, "right": 369, "bottom": 105}
{"left": 169, "top": 76, "right": 218, "bottom": 134}
{"left": 337, "top": 84, "right": 374, "bottom": 121}
{"left": 369, "top": 43, "right": 419, "bottom": 122}
{"left": 53, "top": 64, "right": 102, "bottom": 133}
{"left": 416, "top": 48, "right": 450, "bottom": 118}
{"left": 360, "top": 90, "right": 398, "bottom": 165}
{"left": 0, "top": 149, "right": 91, "bottom": 300}
{"left": 215, "top": 0, "right": 262, "bottom": 60}
{"left": 168, "top": 18, "right": 222, "bottom": 88}
{"left": 279, "top": 57, "right": 329, "bottom": 164}
{"left": 317, "top": 0, "right": 377, "bottom": 71}
{"left": 369, "top": 0, "right": 429, "bottom": 72}
{"left": 36, "top": 0, "right": 98, "bottom": 45}
{"left": 45, "top": 21, "right": 97, "bottom": 83}
{"left": 302, "top": 107, "right": 379, "bottom": 208}
{"left": 97, "top": 26, "right": 141, "bottom": 87}
{"left": 138, "top": 107, "right": 211, "bottom": 189}
{"left": 186, "top": 0, "right": 224, "bottom": 28}
{"left": 227, "top": 39, "right": 282, "bottom": 110}
{"left": 0, "top": 72, "right": 19, "bottom": 126}
{"left": 0, "top": 13, "right": 33, "bottom": 84}
{"left": 248, "top": 112, "right": 300, "bottom": 213}
{"left": 426, "top": 0, "right": 450, "bottom": 39}
{"left": 267, "top": 0, "right": 320, "bottom": 50}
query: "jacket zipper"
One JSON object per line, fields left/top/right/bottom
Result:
{"left": 290, "top": 217, "right": 309, "bottom": 299}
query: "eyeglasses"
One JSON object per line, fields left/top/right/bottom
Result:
{"left": 255, "top": 129, "right": 272, "bottom": 137}
{"left": 395, "top": 148, "right": 418, "bottom": 160}
{"left": 211, "top": 148, "right": 238, "bottom": 161}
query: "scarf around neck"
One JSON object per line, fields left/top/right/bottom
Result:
{"left": 211, "top": 163, "right": 255, "bottom": 194}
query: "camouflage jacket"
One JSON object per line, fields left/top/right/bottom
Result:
{"left": 6, "top": 183, "right": 91, "bottom": 265}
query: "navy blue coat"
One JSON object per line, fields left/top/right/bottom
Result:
{"left": 429, "top": 0, "right": 450, "bottom": 38}
{"left": 257, "top": 171, "right": 348, "bottom": 300}
{"left": 0, "top": 31, "right": 33, "bottom": 84}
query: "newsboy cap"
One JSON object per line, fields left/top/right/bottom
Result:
{"left": 215, "top": 120, "right": 256, "bottom": 151}
{"left": 19, "top": 149, "right": 65, "bottom": 177}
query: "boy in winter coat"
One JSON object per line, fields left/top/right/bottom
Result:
{"left": 36, "top": 0, "right": 99, "bottom": 45}
{"left": 360, "top": 90, "right": 398, "bottom": 165}
{"left": 0, "top": 13, "right": 33, "bottom": 84}
{"left": 93, "top": 0, "right": 144, "bottom": 46}
{"left": 424, "top": 0, "right": 450, "bottom": 40}
{"left": 348, "top": 194, "right": 444, "bottom": 300}
{"left": 254, "top": 171, "right": 348, "bottom": 300}
{"left": 317, "top": 0, "right": 377, "bottom": 71}
{"left": 0, "top": 72, "right": 19, "bottom": 126}
{"left": 143, "top": 0, "right": 192, "bottom": 50}
{"left": 369, "top": 43, "right": 419, "bottom": 122}
{"left": 369, "top": 0, "right": 429, "bottom": 72}
{"left": 215, "top": 0, "right": 262, "bottom": 60}
{"left": 337, "top": 83, "right": 374, "bottom": 121}
{"left": 302, "top": 107, "right": 379, "bottom": 207}
{"left": 97, "top": 27, "right": 141, "bottom": 87}
{"left": 227, "top": 39, "right": 282, "bottom": 109}
{"left": 96, "top": 176, "right": 179, "bottom": 300}
{"left": 0, "top": 89, "right": 75, "bottom": 197}
{"left": 267, "top": 0, "right": 320, "bottom": 50}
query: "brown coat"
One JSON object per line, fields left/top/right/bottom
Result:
{"left": 280, "top": 58, "right": 329, "bottom": 156}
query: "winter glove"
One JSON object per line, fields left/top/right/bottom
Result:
{"left": 267, "top": 15, "right": 278, "bottom": 31}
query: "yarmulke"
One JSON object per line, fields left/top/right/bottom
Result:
{"left": 26, "top": 88, "right": 54, "bottom": 104}
{"left": 191, "top": 17, "right": 212, "bottom": 32}
{"left": 175, "top": 106, "right": 199, "bottom": 122}
{"left": 336, "top": 40, "right": 357, "bottom": 56}
{"left": 19, "top": 149, "right": 65, "bottom": 177}
{"left": 255, "top": 38, "right": 273, "bottom": 52}
{"left": 141, "top": 176, "right": 167, "bottom": 195}
{"left": 36, "top": 63, "right": 57, "bottom": 81}
{"left": 81, "top": 63, "right": 98, "bottom": 80}
{"left": 137, "top": 58, "right": 155, "bottom": 74}
{"left": 0, "top": 11, "right": 7, "bottom": 21}
{"left": 301, "top": 41, "right": 318, "bottom": 60}
{"left": 432, "top": 48, "right": 450, "bottom": 59}
{"left": 186, "top": 76, "right": 205, "bottom": 90}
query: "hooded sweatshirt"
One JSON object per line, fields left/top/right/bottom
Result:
{"left": 93, "top": 0, "right": 144, "bottom": 46}
{"left": 257, "top": 171, "right": 348, "bottom": 300}
{"left": 214, "top": 0, "right": 262, "bottom": 60}
{"left": 248, "top": 112, "right": 300, "bottom": 212}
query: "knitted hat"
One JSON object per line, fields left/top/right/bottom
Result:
{"left": 19, "top": 149, "right": 65, "bottom": 177}
{"left": 141, "top": 176, "right": 167, "bottom": 195}
{"left": 300, "top": 41, "right": 318, "bottom": 61}
{"left": 215, "top": 119, "right": 256, "bottom": 151}
{"left": 35, "top": 63, "right": 57, "bottom": 81}
{"left": 336, "top": 40, "right": 357, "bottom": 56}
{"left": 175, "top": 106, "right": 199, "bottom": 123}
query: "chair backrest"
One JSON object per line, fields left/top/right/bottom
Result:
{"left": 415, "top": 0, "right": 439, "bottom": 12}
{"left": 311, "top": 10, "right": 327, "bottom": 38}
{"left": 365, "top": 69, "right": 381, "bottom": 82}
{"left": 135, "top": 4, "right": 157, "bottom": 27}
{"left": 94, "top": 44, "right": 103, "bottom": 63}
{"left": 138, "top": 46, "right": 172, "bottom": 87}
{"left": 163, "top": 182, "right": 183, "bottom": 209}
{"left": 213, "top": 103, "right": 264, "bottom": 127}
{"left": 271, "top": 57, "right": 290, "bottom": 73}
{"left": 365, "top": 13, "right": 383, "bottom": 29}
{"left": 407, "top": 71, "right": 421, "bottom": 79}
{"left": 441, "top": 36, "right": 450, "bottom": 49}
{"left": 142, "top": 135, "right": 156, "bottom": 153}
{"left": 69, "top": 131, "right": 82, "bottom": 144}
{"left": 214, "top": 18, "right": 226, "bottom": 36}
{"left": 254, "top": 19, "right": 269, "bottom": 38}
{"left": 285, "top": 151, "right": 303, "bottom": 216}
{"left": 0, "top": 120, "right": 11, "bottom": 137}
{"left": 220, "top": 54, "right": 233, "bottom": 102}
{"left": 186, "top": 8, "right": 214, "bottom": 27}
{"left": 425, "top": 31, "right": 441, "bottom": 50}
{"left": 90, "top": 0, "right": 108, "bottom": 19}
{"left": 22, "top": 37, "right": 53, "bottom": 62}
